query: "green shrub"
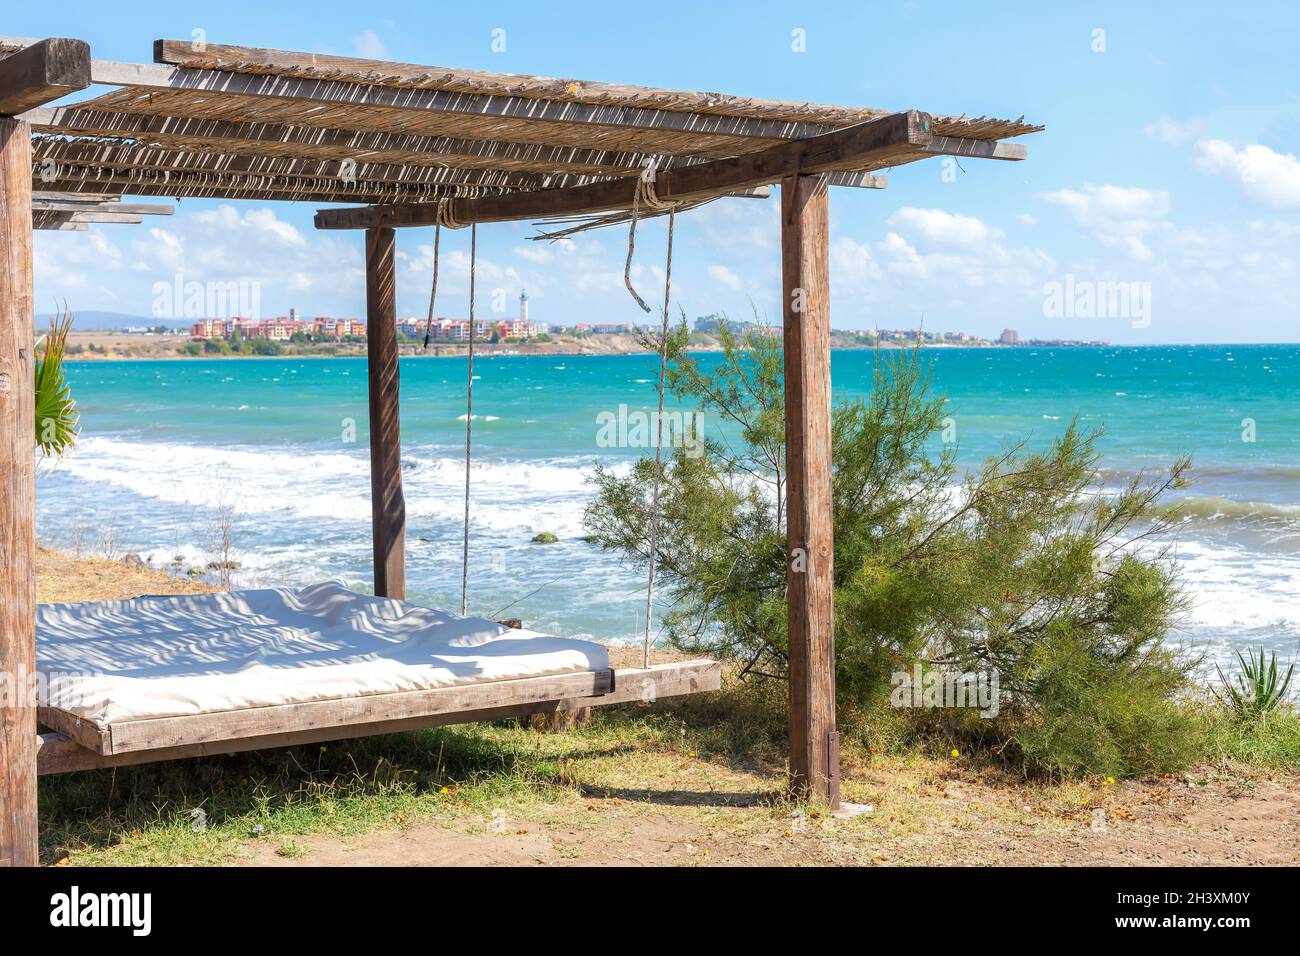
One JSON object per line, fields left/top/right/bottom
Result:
{"left": 1008, "top": 628, "right": 1201, "bottom": 777}
{"left": 585, "top": 321, "right": 1198, "bottom": 778}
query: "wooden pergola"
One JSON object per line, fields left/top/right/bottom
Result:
{"left": 0, "top": 36, "right": 1038, "bottom": 866}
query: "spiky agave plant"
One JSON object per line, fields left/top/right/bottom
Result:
{"left": 1215, "top": 647, "right": 1296, "bottom": 719}
{"left": 34, "top": 309, "right": 80, "bottom": 458}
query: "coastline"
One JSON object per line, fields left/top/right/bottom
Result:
{"left": 63, "top": 329, "right": 1015, "bottom": 361}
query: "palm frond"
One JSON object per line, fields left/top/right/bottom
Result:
{"left": 34, "top": 307, "right": 80, "bottom": 458}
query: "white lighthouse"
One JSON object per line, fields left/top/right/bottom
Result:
{"left": 519, "top": 289, "right": 531, "bottom": 337}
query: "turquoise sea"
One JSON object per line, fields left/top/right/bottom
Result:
{"left": 36, "top": 345, "right": 1300, "bottom": 666}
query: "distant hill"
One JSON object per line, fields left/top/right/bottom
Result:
{"left": 36, "top": 310, "right": 189, "bottom": 331}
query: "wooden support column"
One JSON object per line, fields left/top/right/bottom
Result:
{"left": 0, "top": 116, "right": 37, "bottom": 866}
{"left": 365, "top": 226, "right": 405, "bottom": 599}
{"left": 781, "top": 173, "right": 838, "bottom": 807}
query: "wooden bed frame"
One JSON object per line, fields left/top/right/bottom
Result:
{"left": 36, "top": 659, "right": 721, "bottom": 775}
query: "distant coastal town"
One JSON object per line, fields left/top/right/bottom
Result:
{"left": 67, "top": 295, "right": 1107, "bottom": 360}
{"left": 183, "top": 291, "right": 609, "bottom": 346}
{"left": 175, "top": 302, "right": 1104, "bottom": 349}
{"left": 689, "top": 315, "right": 1105, "bottom": 349}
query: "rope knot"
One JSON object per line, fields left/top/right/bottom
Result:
{"left": 623, "top": 158, "right": 680, "bottom": 312}
{"left": 435, "top": 200, "right": 465, "bottom": 229}
{"left": 636, "top": 159, "right": 677, "bottom": 211}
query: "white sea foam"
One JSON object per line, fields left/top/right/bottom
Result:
{"left": 57, "top": 436, "right": 614, "bottom": 538}
{"left": 1171, "top": 537, "right": 1300, "bottom": 637}
{"left": 44, "top": 434, "right": 1300, "bottom": 661}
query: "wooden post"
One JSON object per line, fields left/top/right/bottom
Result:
{"left": 365, "top": 226, "right": 405, "bottom": 599}
{"left": 0, "top": 116, "right": 37, "bottom": 866}
{"left": 781, "top": 173, "right": 838, "bottom": 807}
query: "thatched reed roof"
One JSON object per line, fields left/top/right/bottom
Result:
{"left": 3, "top": 36, "right": 1041, "bottom": 218}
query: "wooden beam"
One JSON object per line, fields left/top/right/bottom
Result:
{"left": 40, "top": 173, "right": 506, "bottom": 204}
{"left": 366, "top": 226, "right": 405, "bottom": 600}
{"left": 0, "top": 116, "right": 37, "bottom": 866}
{"left": 33, "top": 211, "right": 145, "bottom": 225}
{"left": 781, "top": 173, "right": 837, "bottom": 807}
{"left": 316, "top": 110, "right": 929, "bottom": 229}
{"left": 38, "top": 704, "right": 105, "bottom": 752}
{"left": 33, "top": 189, "right": 115, "bottom": 201}
{"left": 87, "top": 59, "right": 836, "bottom": 144}
{"left": 112, "top": 668, "right": 616, "bottom": 753}
{"left": 925, "top": 135, "right": 1026, "bottom": 161}
{"left": 0, "top": 38, "right": 90, "bottom": 115}
{"left": 31, "top": 199, "right": 174, "bottom": 215}
{"left": 37, "top": 178, "right": 489, "bottom": 206}
{"left": 80, "top": 668, "right": 618, "bottom": 756}
{"left": 36, "top": 164, "right": 512, "bottom": 202}
{"left": 823, "top": 171, "right": 888, "bottom": 189}
{"left": 36, "top": 659, "right": 722, "bottom": 773}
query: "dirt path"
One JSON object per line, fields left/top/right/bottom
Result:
{"left": 242, "top": 772, "right": 1300, "bottom": 867}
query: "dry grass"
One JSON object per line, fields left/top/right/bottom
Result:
{"left": 36, "top": 544, "right": 213, "bottom": 605}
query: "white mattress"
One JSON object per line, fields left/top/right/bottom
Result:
{"left": 36, "top": 582, "right": 609, "bottom": 726}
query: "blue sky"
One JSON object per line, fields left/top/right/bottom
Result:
{"left": 19, "top": 0, "right": 1300, "bottom": 342}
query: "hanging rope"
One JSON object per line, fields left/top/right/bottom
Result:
{"left": 642, "top": 207, "right": 676, "bottom": 668}
{"left": 622, "top": 160, "right": 678, "bottom": 313}
{"left": 422, "top": 223, "right": 441, "bottom": 350}
{"left": 460, "top": 223, "right": 477, "bottom": 617}
{"left": 623, "top": 180, "right": 653, "bottom": 314}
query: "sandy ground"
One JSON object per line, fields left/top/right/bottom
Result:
{"left": 36, "top": 547, "right": 1300, "bottom": 867}
{"left": 238, "top": 771, "right": 1300, "bottom": 867}
{"left": 36, "top": 545, "right": 213, "bottom": 604}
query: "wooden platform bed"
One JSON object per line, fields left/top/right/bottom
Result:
{"left": 37, "top": 659, "right": 720, "bottom": 776}
{"left": 32, "top": 583, "right": 720, "bottom": 776}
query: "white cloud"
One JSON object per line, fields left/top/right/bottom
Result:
{"left": 691, "top": 197, "right": 778, "bottom": 254}
{"left": 887, "top": 206, "right": 997, "bottom": 246}
{"left": 35, "top": 203, "right": 361, "bottom": 319}
{"left": 1041, "top": 183, "right": 1170, "bottom": 220}
{"left": 513, "top": 241, "right": 567, "bottom": 264}
{"left": 1039, "top": 183, "right": 1170, "bottom": 260}
{"left": 1143, "top": 115, "right": 1207, "bottom": 146}
{"left": 1193, "top": 139, "right": 1300, "bottom": 209}
{"left": 243, "top": 208, "right": 306, "bottom": 246}
{"left": 707, "top": 264, "right": 743, "bottom": 291}
{"left": 189, "top": 206, "right": 306, "bottom": 248}
{"left": 829, "top": 205, "right": 1054, "bottom": 319}
{"left": 351, "top": 30, "right": 388, "bottom": 59}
